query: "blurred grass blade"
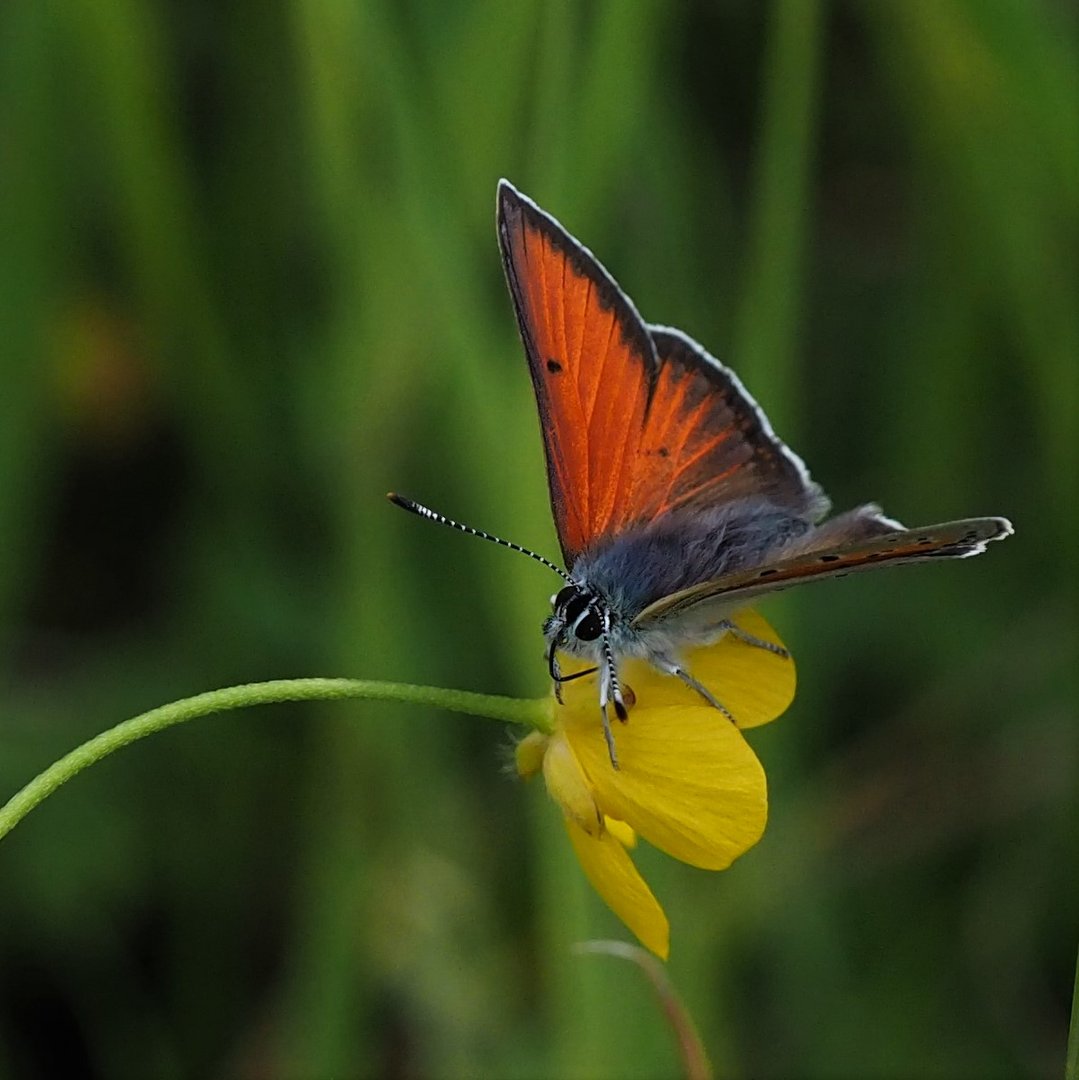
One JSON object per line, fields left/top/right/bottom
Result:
{"left": 732, "top": 0, "right": 822, "bottom": 435}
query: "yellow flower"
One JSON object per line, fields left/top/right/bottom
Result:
{"left": 516, "top": 609, "right": 795, "bottom": 960}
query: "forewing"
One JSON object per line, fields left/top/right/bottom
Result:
{"left": 632, "top": 327, "right": 827, "bottom": 524}
{"left": 634, "top": 515, "right": 1013, "bottom": 628}
{"left": 497, "top": 181, "right": 656, "bottom": 563}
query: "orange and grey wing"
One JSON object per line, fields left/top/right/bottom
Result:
{"left": 497, "top": 180, "right": 656, "bottom": 563}
{"left": 628, "top": 326, "right": 828, "bottom": 527}
{"left": 634, "top": 516, "right": 1013, "bottom": 627}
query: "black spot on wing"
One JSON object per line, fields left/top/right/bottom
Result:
{"left": 546, "top": 358, "right": 563, "bottom": 373}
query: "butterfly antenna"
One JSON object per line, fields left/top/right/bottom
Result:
{"left": 388, "top": 493, "right": 573, "bottom": 583}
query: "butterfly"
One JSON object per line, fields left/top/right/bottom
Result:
{"left": 391, "top": 180, "right": 1012, "bottom": 767}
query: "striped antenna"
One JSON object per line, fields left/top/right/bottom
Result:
{"left": 387, "top": 493, "right": 572, "bottom": 583}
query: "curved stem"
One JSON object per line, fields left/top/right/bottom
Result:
{"left": 574, "top": 940, "right": 712, "bottom": 1080}
{"left": 0, "top": 678, "right": 551, "bottom": 842}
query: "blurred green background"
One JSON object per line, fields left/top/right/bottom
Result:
{"left": 1, "top": 1, "right": 1075, "bottom": 1077}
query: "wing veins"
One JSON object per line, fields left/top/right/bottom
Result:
{"left": 660, "top": 466, "right": 740, "bottom": 514}
{"left": 651, "top": 397, "right": 715, "bottom": 511}
{"left": 665, "top": 425, "right": 736, "bottom": 485}
{"left": 546, "top": 232, "right": 591, "bottom": 530}
{"left": 524, "top": 219, "right": 588, "bottom": 551}
{"left": 591, "top": 311, "right": 631, "bottom": 535}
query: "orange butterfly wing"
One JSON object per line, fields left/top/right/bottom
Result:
{"left": 497, "top": 181, "right": 822, "bottom": 564}
{"left": 497, "top": 182, "right": 655, "bottom": 561}
{"left": 631, "top": 327, "right": 825, "bottom": 524}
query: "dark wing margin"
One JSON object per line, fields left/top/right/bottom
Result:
{"left": 630, "top": 326, "right": 829, "bottom": 524}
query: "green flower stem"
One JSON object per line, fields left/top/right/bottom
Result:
{"left": 0, "top": 678, "right": 551, "bottom": 843}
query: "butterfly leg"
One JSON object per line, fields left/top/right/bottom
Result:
{"left": 547, "top": 637, "right": 601, "bottom": 703}
{"left": 654, "top": 657, "right": 736, "bottom": 723}
{"left": 597, "top": 666, "right": 621, "bottom": 770}
{"left": 720, "top": 619, "right": 790, "bottom": 659}
{"left": 549, "top": 650, "right": 565, "bottom": 704}
{"left": 597, "top": 627, "right": 628, "bottom": 769}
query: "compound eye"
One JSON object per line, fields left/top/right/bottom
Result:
{"left": 574, "top": 608, "right": 602, "bottom": 641}
{"left": 553, "top": 585, "right": 576, "bottom": 611}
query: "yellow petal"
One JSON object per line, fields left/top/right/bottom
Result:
{"left": 560, "top": 608, "right": 794, "bottom": 731}
{"left": 568, "top": 704, "right": 767, "bottom": 870}
{"left": 564, "top": 818, "right": 669, "bottom": 959}
{"left": 604, "top": 817, "right": 637, "bottom": 849}
{"left": 542, "top": 733, "right": 602, "bottom": 835}
{"left": 673, "top": 609, "right": 795, "bottom": 729}
{"left": 515, "top": 731, "right": 548, "bottom": 779}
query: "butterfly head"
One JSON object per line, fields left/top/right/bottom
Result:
{"left": 545, "top": 583, "right": 609, "bottom": 657}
